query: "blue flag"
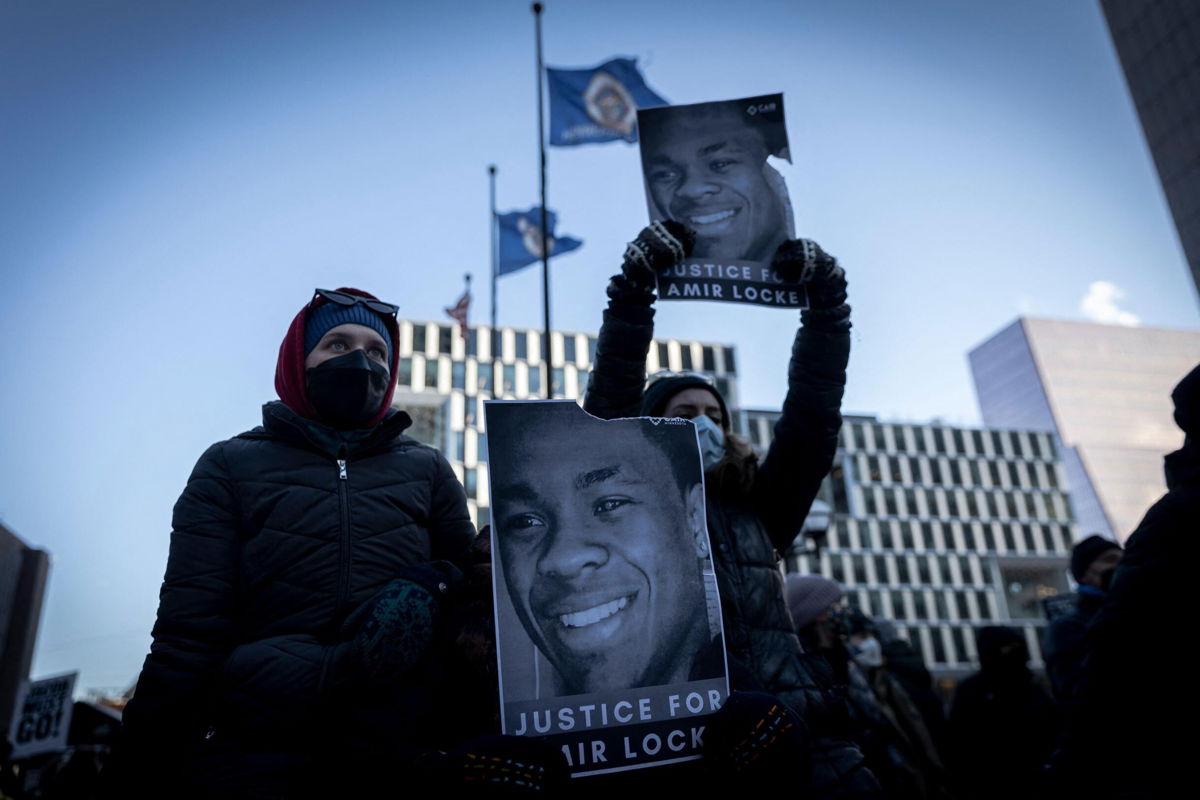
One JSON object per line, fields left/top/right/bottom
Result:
{"left": 496, "top": 208, "right": 583, "bottom": 276}
{"left": 547, "top": 57, "right": 667, "bottom": 146}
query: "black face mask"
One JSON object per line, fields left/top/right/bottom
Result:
{"left": 306, "top": 350, "right": 390, "bottom": 429}
{"left": 1099, "top": 565, "right": 1117, "bottom": 592}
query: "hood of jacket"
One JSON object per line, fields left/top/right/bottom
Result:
{"left": 274, "top": 287, "right": 401, "bottom": 428}
{"left": 1165, "top": 363, "right": 1200, "bottom": 490}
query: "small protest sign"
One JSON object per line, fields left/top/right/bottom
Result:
{"left": 1042, "top": 592, "right": 1079, "bottom": 622}
{"left": 6, "top": 672, "right": 77, "bottom": 759}
{"left": 485, "top": 400, "right": 728, "bottom": 776}
{"left": 637, "top": 93, "right": 806, "bottom": 309}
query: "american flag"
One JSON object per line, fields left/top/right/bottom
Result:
{"left": 444, "top": 289, "right": 470, "bottom": 339}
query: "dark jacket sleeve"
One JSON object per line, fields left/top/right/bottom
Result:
{"left": 584, "top": 292, "right": 850, "bottom": 559}
{"left": 752, "top": 325, "right": 849, "bottom": 553}
{"left": 582, "top": 301, "right": 655, "bottom": 420}
{"left": 122, "top": 442, "right": 242, "bottom": 743}
{"left": 428, "top": 450, "right": 475, "bottom": 564}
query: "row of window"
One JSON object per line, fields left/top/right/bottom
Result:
{"left": 397, "top": 356, "right": 578, "bottom": 398}
{"left": 400, "top": 365, "right": 735, "bottom": 425}
{"left": 852, "top": 452, "right": 1060, "bottom": 490}
{"left": 792, "top": 551, "right": 999, "bottom": 592}
{"left": 843, "top": 421, "right": 1056, "bottom": 461}
{"left": 652, "top": 341, "right": 735, "bottom": 375}
{"left": 854, "top": 586, "right": 1000, "bottom": 624}
{"left": 820, "top": 517, "right": 1074, "bottom": 556}
{"left": 398, "top": 322, "right": 738, "bottom": 375}
{"left": 855, "top": 484, "right": 1071, "bottom": 522}
{"left": 405, "top": 324, "right": 596, "bottom": 366}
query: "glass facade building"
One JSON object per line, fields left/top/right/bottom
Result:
{"left": 1101, "top": 0, "right": 1200, "bottom": 298}
{"left": 388, "top": 319, "right": 739, "bottom": 527}
{"left": 743, "top": 411, "right": 1075, "bottom": 677}
{"left": 968, "top": 317, "right": 1199, "bottom": 541}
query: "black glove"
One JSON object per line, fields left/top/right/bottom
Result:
{"left": 607, "top": 221, "right": 695, "bottom": 305}
{"left": 343, "top": 561, "right": 465, "bottom": 684}
{"left": 771, "top": 238, "right": 850, "bottom": 330}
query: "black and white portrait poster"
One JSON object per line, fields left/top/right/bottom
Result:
{"left": 485, "top": 400, "right": 728, "bottom": 777}
{"left": 637, "top": 93, "right": 807, "bottom": 309}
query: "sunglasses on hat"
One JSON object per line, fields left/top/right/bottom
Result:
{"left": 312, "top": 288, "right": 399, "bottom": 317}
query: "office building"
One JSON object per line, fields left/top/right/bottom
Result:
{"left": 745, "top": 410, "right": 1075, "bottom": 677}
{"left": 1101, "top": 0, "right": 1200, "bottom": 298}
{"left": 1, "top": 523, "right": 50, "bottom": 729}
{"left": 968, "top": 317, "right": 1199, "bottom": 540}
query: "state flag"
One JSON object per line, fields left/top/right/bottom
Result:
{"left": 547, "top": 57, "right": 667, "bottom": 146}
{"left": 497, "top": 208, "right": 583, "bottom": 276}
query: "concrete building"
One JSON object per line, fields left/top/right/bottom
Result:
{"left": 745, "top": 410, "right": 1075, "bottom": 677}
{"left": 389, "top": 319, "right": 739, "bottom": 527}
{"left": 1, "top": 523, "right": 50, "bottom": 730}
{"left": 968, "top": 317, "right": 1199, "bottom": 541}
{"left": 1101, "top": 0, "right": 1200, "bottom": 298}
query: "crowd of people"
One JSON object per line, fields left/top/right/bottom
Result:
{"left": 4, "top": 223, "right": 1194, "bottom": 799}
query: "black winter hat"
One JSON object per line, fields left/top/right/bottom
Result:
{"left": 1070, "top": 535, "right": 1121, "bottom": 582}
{"left": 305, "top": 301, "right": 394, "bottom": 358}
{"left": 641, "top": 375, "right": 729, "bottom": 428}
{"left": 975, "top": 625, "right": 1028, "bottom": 668}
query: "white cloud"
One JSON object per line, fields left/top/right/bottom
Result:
{"left": 1080, "top": 281, "right": 1140, "bottom": 326}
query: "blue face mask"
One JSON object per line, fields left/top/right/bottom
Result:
{"left": 692, "top": 415, "right": 726, "bottom": 472}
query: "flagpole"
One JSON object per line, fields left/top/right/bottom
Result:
{"left": 462, "top": 272, "right": 472, "bottom": 439}
{"left": 488, "top": 164, "right": 499, "bottom": 400}
{"left": 532, "top": 1, "right": 551, "bottom": 399}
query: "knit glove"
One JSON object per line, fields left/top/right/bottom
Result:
{"left": 606, "top": 220, "right": 695, "bottom": 305}
{"left": 343, "top": 561, "right": 464, "bottom": 684}
{"left": 703, "top": 692, "right": 811, "bottom": 787}
{"left": 438, "top": 734, "right": 570, "bottom": 793}
{"left": 771, "top": 238, "right": 850, "bottom": 330}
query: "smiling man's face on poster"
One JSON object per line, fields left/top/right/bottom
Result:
{"left": 490, "top": 404, "right": 712, "bottom": 695}
{"left": 638, "top": 95, "right": 793, "bottom": 264}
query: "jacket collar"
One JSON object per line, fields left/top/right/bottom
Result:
{"left": 1165, "top": 436, "right": 1200, "bottom": 491}
{"left": 256, "top": 400, "right": 413, "bottom": 458}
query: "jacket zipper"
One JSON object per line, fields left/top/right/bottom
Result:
{"left": 319, "top": 453, "right": 352, "bottom": 700}
{"left": 333, "top": 453, "right": 352, "bottom": 633}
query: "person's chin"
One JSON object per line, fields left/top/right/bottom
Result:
{"left": 536, "top": 591, "right": 641, "bottom": 667}
{"left": 745, "top": 231, "right": 788, "bottom": 263}
{"left": 692, "top": 235, "right": 750, "bottom": 262}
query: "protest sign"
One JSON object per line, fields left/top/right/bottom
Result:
{"left": 6, "top": 671, "right": 76, "bottom": 759}
{"left": 637, "top": 93, "right": 806, "bottom": 309}
{"left": 1042, "top": 592, "right": 1079, "bottom": 622}
{"left": 485, "top": 400, "right": 728, "bottom": 776}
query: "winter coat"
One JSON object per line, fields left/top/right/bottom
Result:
{"left": 121, "top": 401, "right": 475, "bottom": 791}
{"left": 1042, "top": 588, "right": 1104, "bottom": 703}
{"left": 583, "top": 298, "right": 879, "bottom": 797}
{"left": 1053, "top": 427, "right": 1200, "bottom": 798}
{"left": 947, "top": 628, "right": 1059, "bottom": 800}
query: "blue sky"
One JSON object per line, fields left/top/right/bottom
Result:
{"left": 2, "top": 0, "right": 1196, "bottom": 692}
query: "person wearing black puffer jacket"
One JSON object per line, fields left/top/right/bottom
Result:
{"left": 117, "top": 288, "right": 478, "bottom": 798}
{"left": 583, "top": 223, "right": 879, "bottom": 797}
